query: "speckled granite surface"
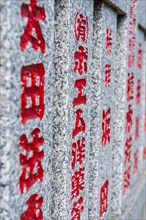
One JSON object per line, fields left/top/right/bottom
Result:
{"left": 52, "top": 1, "right": 93, "bottom": 219}
{"left": 89, "top": 1, "right": 117, "bottom": 219}
{"left": 0, "top": 0, "right": 54, "bottom": 219}
{"left": 0, "top": 0, "right": 146, "bottom": 220}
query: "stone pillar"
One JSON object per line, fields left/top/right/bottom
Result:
{"left": 52, "top": 1, "right": 93, "bottom": 219}
{"left": 0, "top": 0, "right": 54, "bottom": 219}
{"left": 89, "top": 1, "right": 118, "bottom": 219}
{"left": 137, "top": 0, "right": 146, "bottom": 175}
{"left": 111, "top": 4, "right": 130, "bottom": 214}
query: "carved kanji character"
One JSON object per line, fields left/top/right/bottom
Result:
{"left": 138, "top": 43, "right": 142, "bottom": 69}
{"left": 135, "top": 115, "right": 140, "bottom": 141}
{"left": 128, "top": 54, "right": 135, "bottom": 68}
{"left": 73, "top": 79, "right": 87, "bottom": 107}
{"left": 123, "top": 166, "right": 131, "bottom": 195}
{"left": 74, "top": 46, "right": 88, "bottom": 75}
{"left": 19, "top": 128, "right": 44, "bottom": 194}
{"left": 71, "top": 197, "right": 84, "bottom": 220}
{"left": 124, "top": 136, "right": 132, "bottom": 166}
{"left": 104, "top": 64, "right": 111, "bottom": 88}
{"left": 127, "top": 73, "right": 134, "bottom": 102}
{"left": 72, "top": 109, "right": 86, "bottom": 138}
{"left": 126, "top": 105, "right": 133, "bottom": 133}
{"left": 72, "top": 167, "right": 85, "bottom": 200}
{"left": 143, "top": 147, "right": 146, "bottom": 160}
{"left": 100, "top": 180, "right": 109, "bottom": 220}
{"left": 102, "top": 107, "right": 111, "bottom": 147}
{"left": 21, "top": 64, "right": 45, "bottom": 124}
{"left": 21, "top": 0, "right": 46, "bottom": 54}
{"left": 106, "top": 29, "right": 112, "bottom": 54}
{"left": 128, "top": 33, "right": 136, "bottom": 51}
{"left": 129, "top": 15, "right": 136, "bottom": 35}
{"left": 74, "top": 12, "right": 88, "bottom": 42}
{"left": 136, "top": 80, "right": 141, "bottom": 106}
{"left": 133, "top": 150, "right": 138, "bottom": 173}
{"left": 72, "top": 138, "right": 86, "bottom": 169}
{"left": 20, "top": 194, "right": 44, "bottom": 220}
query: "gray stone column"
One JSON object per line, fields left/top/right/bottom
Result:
{"left": 89, "top": 1, "right": 118, "bottom": 219}
{"left": 0, "top": 0, "right": 54, "bottom": 219}
{"left": 52, "top": 1, "right": 93, "bottom": 219}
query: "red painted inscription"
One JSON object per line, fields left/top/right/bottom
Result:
{"left": 71, "top": 197, "right": 84, "bottom": 220}
{"left": 138, "top": 43, "right": 142, "bottom": 69}
{"left": 20, "top": 128, "right": 44, "bottom": 194}
{"left": 127, "top": 73, "right": 134, "bottom": 102}
{"left": 21, "top": 0, "right": 46, "bottom": 54}
{"left": 72, "top": 109, "right": 86, "bottom": 138}
{"left": 20, "top": 194, "right": 44, "bottom": 220}
{"left": 136, "top": 79, "right": 141, "bottom": 106}
{"left": 73, "top": 79, "right": 87, "bottom": 107}
{"left": 124, "top": 136, "right": 132, "bottom": 166}
{"left": 128, "top": 54, "right": 135, "bottom": 68}
{"left": 74, "top": 12, "right": 88, "bottom": 43}
{"left": 126, "top": 105, "right": 133, "bottom": 133}
{"left": 72, "top": 167, "right": 85, "bottom": 200}
{"left": 106, "top": 29, "right": 112, "bottom": 54}
{"left": 21, "top": 64, "right": 45, "bottom": 124}
{"left": 104, "top": 64, "right": 111, "bottom": 88}
{"left": 135, "top": 115, "right": 140, "bottom": 141}
{"left": 72, "top": 138, "right": 86, "bottom": 169}
{"left": 74, "top": 46, "right": 88, "bottom": 75}
{"left": 133, "top": 150, "right": 138, "bottom": 173}
{"left": 100, "top": 180, "right": 109, "bottom": 220}
{"left": 143, "top": 147, "right": 146, "bottom": 160}
{"left": 102, "top": 108, "right": 111, "bottom": 147}
{"left": 123, "top": 166, "right": 131, "bottom": 195}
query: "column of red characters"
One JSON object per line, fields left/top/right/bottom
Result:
{"left": 123, "top": 0, "right": 137, "bottom": 196}
{"left": 99, "top": 26, "right": 113, "bottom": 220}
{"left": 133, "top": 42, "right": 143, "bottom": 173}
{"left": 71, "top": 12, "right": 88, "bottom": 220}
{"left": 19, "top": 1, "right": 46, "bottom": 219}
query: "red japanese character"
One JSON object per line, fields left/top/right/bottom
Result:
{"left": 19, "top": 128, "right": 44, "bottom": 194}
{"left": 143, "top": 147, "right": 146, "bottom": 160}
{"left": 127, "top": 73, "right": 134, "bottom": 102}
{"left": 135, "top": 115, "right": 140, "bottom": 141}
{"left": 124, "top": 136, "right": 132, "bottom": 166}
{"left": 20, "top": 0, "right": 46, "bottom": 54}
{"left": 20, "top": 194, "right": 44, "bottom": 220}
{"left": 129, "top": 15, "right": 136, "bottom": 35}
{"left": 136, "top": 80, "right": 141, "bottom": 106}
{"left": 21, "top": 64, "right": 45, "bottom": 124}
{"left": 138, "top": 43, "right": 142, "bottom": 69}
{"left": 100, "top": 180, "right": 109, "bottom": 220}
{"left": 106, "top": 29, "right": 112, "bottom": 54}
{"left": 133, "top": 150, "right": 138, "bottom": 173}
{"left": 129, "top": 5, "right": 134, "bottom": 19}
{"left": 126, "top": 105, "right": 133, "bottom": 133}
{"left": 73, "top": 79, "right": 87, "bottom": 107}
{"left": 74, "top": 46, "right": 88, "bottom": 75}
{"left": 72, "top": 109, "right": 86, "bottom": 138}
{"left": 104, "top": 64, "right": 111, "bottom": 88}
{"left": 128, "top": 54, "right": 135, "bottom": 68}
{"left": 102, "top": 107, "right": 111, "bottom": 147}
{"left": 123, "top": 166, "right": 131, "bottom": 196}
{"left": 71, "top": 197, "right": 84, "bottom": 220}
{"left": 72, "top": 167, "right": 85, "bottom": 200}
{"left": 74, "top": 12, "right": 88, "bottom": 43}
{"left": 128, "top": 34, "right": 136, "bottom": 51}
{"left": 72, "top": 138, "right": 86, "bottom": 169}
